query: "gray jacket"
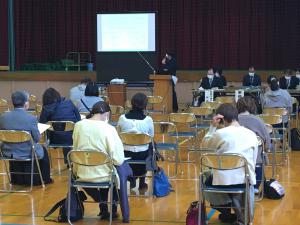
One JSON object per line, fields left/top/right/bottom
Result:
{"left": 0, "top": 108, "right": 44, "bottom": 159}
{"left": 262, "top": 89, "right": 292, "bottom": 113}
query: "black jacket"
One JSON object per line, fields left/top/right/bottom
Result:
{"left": 200, "top": 76, "right": 223, "bottom": 89}
{"left": 279, "top": 76, "right": 299, "bottom": 89}
{"left": 243, "top": 74, "right": 261, "bottom": 86}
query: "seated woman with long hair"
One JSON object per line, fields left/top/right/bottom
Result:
{"left": 117, "top": 93, "right": 154, "bottom": 190}
{"left": 72, "top": 101, "right": 125, "bottom": 220}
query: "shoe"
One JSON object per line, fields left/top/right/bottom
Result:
{"left": 99, "top": 212, "right": 119, "bottom": 220}
{"left": 138, "top": 182, "right": 148, "bottom": 190}
{"left": 218, "top": 213, "right": 237, "bottom": 223}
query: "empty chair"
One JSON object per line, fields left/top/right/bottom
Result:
{"left": 110, "top": 105, "right": 125, "bottom": 126}
{"left": 154, "top": 122, "right": 180, "bottom": 177}
{"left": 147, "top": 95, "right": 165, "bottom": 114}
{"left": 215, "top": 96, "right": 235, "bottom": 104}
{"left": 0, "top": 98, "right": 9, "bottom": 114}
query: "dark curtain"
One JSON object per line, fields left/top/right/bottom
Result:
{"left": 6, "top": 0, "right": 300, "bottom": 69}
{"left": 0, "top": 0, "right": 8, "bottom": 65}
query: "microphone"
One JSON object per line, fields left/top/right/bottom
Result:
{"left": 137, "top": 52, "right": 156, "bottom": 75}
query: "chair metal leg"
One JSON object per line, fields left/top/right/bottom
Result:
{"left": 109, "top": 183, "right": 113, "bottom": 225}
{"left": 67, "top": 170, "right": 72, "bottom": 225}
{"left": 34, "top": 153, "right": 45, "bottom": 189}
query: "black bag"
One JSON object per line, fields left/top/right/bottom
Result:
{"left": 44, "top": 188, "right": 86, "bottom": 222}
{"left": 146, "top": 142, "right": 164, "bottom": 171}
{"left": 291, "top": 128, "right": 300, "bottom": 150}
{"left": 264, "top": 179, "right": 285, "bottom": 199}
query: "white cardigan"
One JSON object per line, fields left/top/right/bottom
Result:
{"left": 117, "top": 115, "right": 154, "bottom": 152}
{"left": 202, "top": 125, "right": 258, "bottom": 185}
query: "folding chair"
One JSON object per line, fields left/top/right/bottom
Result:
{"left": 46, "top": 121, "right": 75, "bottom": 173}
{"left": 119, "top": 133, "right": 155, "bottom": 197}
{"left": 154, "top": 122, "right": 181, "bottom": 178}
{"left": 200, "top": 101, "right": 221, "bottom": 110}
{"left": 147, "top": 96, "right": 165, "bottom": 114}
{"left": 149, "top": 113, "right": 169, "bottom": 122}
{"left": 263, "top": 107, "right": 290, "bottom": 148}
{"left": 0, "top": 130, "right": 45, "bottom": 192}
{"left": 29, "top": 94, "right": 37, "bottom": 110}
{"left": 110, "top": 105, "right": 125, "bottom": 127}
{"left": 67, "top": 150, "right": 118, "bottom": 225}
{"left": 257, "top": 114, "right": 282, "bottom": 178}
{"left": 199, "top": 153, "right": 253, "bottom": 225}
{"left": 169, "top": 113, "right": 198, "bottom": 161}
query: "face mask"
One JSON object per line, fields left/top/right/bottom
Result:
{"left": 215, "top": 73, "right": 220, "bottom": 77}
{"left": 249, "top": 73, "right": 254, "bottom": 76}
{"left": 207, "top": 75, "right": 214, "bottom": 79}
{"left": 285, "top": 76, "right": 291, "bottom": 80}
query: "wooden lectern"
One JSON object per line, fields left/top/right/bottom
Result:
{"left": 149, "top": 75, "right": 173, "bottom": 113}
{"left": 108, "top": 84, "right": 126, "bottom": 107}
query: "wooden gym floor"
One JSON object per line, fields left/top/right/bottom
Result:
{"left": 0, "top": 148, "right": 299, "bottom": 225}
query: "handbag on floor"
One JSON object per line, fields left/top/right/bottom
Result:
{"left": 186, "top": 201, "right": 206, "bottom": 225}
{"left": 44, "top": 187, "right": 86, "bottom": 222}
{"left": 153, "top": 167, "right": 173, "bottom": 197}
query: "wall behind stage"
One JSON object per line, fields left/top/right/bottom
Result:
{"left": 0, "top": 0, "right": 8, "bottom": 66}
{"left": 3, "top": 0, "right": 300, "bottom": 71}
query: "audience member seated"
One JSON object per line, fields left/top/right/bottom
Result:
{"left": 40, "top": 88, "right": 81, "bottom": 163}
{"left": 279, "top": 69, "right": 299, "bottom": 90}
{"left": 76, "top": 82, "right": 103, "bottom": 113}
{"left": 237, "top": 96, "right": 271, "bottom": 188}
{"left": 262, "top": 75, "right": 292, "bottom": 115}
{"left": 202, "top": 103, "right": 258, "bottom": 225}
{"left": 73, "top": 101, "right": 125, "bottom": 220}
{"left": 213, "top": 67, "right": 227, "bottom": 87}
{"left": 295, "top": 68, "right": 300, "bottom": 83}
{"left": 0, "top": 91, "right": 52, "bottom": 185}
{"left": 117, "top": 93, "right": 154, "bottom": 190}
{"left": 242, "top": 66, "right": 261, "bottom": 87}
{"left": 69, "top": 77, "right": 92, "bottom": 105}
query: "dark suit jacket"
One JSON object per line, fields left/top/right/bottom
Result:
{"left": 39, "top": 98, "right": 81, "bottom": 145}
{"left": 162, "top": 57, "right": 177, "bottom": 76}
{"left": 242, "top": 74, "right": 261, "bottom": 86}
{"left": 279, "top": 76, "right": 299, "bottom": 89}
{"left": 200, "top": 76, "right": 223, "bottom": 89}
{"left": 0, "top": 108, "right": 43, "bottom": 159}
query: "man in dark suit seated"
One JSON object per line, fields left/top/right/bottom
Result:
{"left": 279, "top": 69, "right": 299, "bottom": 89}
{"left": 0, "top": 91, "right": 52, "bottom": 185}
{"left": 199, "top": 68, "right": 223, "bottom": 89}
{"left": 242, "top": 66, "right": 261, "bottom": 87}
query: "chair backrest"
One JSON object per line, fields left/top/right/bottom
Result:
{"left": 200, "top": 153, "right": 249, "bottom": 182}
{"left": 147, "top": 96, "right": 165, "bottom": 114}
{"left": 153, "top": 122, "right": 178, "bottom": 143}
{"left": 257, "top": 114, "right": 282, "bottom": 125}
{"left": 110, "top": 105, "right": 125, "bottom": 122}
{"left": 0, "top": 98, "right": 9, "bottom": 114}
{"left": 29, "top": 94, "right": 37, "bottom": 109}
{"left": 263, "top": 107, "right": 288, "bottom": 116}
{"left": 169, "top": 113, "right": 196, "bottom": 123}
{"left": 0, "top": 130, "right": 32, "bottom": 143}
{"left": 67, "top": 150, "right": 113, "bottom": 180}
{"left": 36, "top": 104, "right": 42, "bottom": 114}
{"left": 147, "top": 96, "right": 163, "bottom": 104}
{"left": 201, "top": 101, "right": 221, "bottom": 110}
{"left": 47, "top": 121, "right": 75, "bottom": 132}
{"left": 215, "top": 96, "right": 235, "bottom": 104}
{"left": 119, "top": 133, "right": 152, "bottom": 146}
{"left": 189, "top": 107, "right": 213, "bottom": 117}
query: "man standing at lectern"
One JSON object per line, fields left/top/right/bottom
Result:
{"left": 162, "top": 52, "right": 179, "bottom": 112}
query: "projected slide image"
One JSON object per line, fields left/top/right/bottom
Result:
{"left": 97, "top": 13, "right": 155, "bottom": 52}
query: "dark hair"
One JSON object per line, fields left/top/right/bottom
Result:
{"left": 216, "top": 103, "right": 238, "bottom": 123}
{"left": 267, "top": 75, "right": 279, "bottom": 91}
{"left": 12, "top": 91, "right": 29, "bottom": 108}
{"left": 131, "top": 93, "right": 148, "bottom": 110}
{"left": 85, "top": 82, "right": 99, "bottom": 97}
{"left": 86, "top": 101, "right": 111, "bottom": 119}
{"left": 284, "top": 69, "right": 292, "bottom": 76}
{"left": 80, "top": 77, "right": 92, "bottom": 84}
{"left": 236, "top": 96, "right": 257, "bottom": 114}
{"left": 166, "top": 51, "right": 176, "bottom": 58}
{"left": 294, "top": 68, "right": 300, "bottom": 72}
{"left": 213, "top": 67, "right": 223, "bottom": 75}
{"left": 42, "top": 88, "right": 61, "bottom": 106}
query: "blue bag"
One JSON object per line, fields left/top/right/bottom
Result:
{"left": 153, "top": 167, "right": 172, "bottom": 197}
